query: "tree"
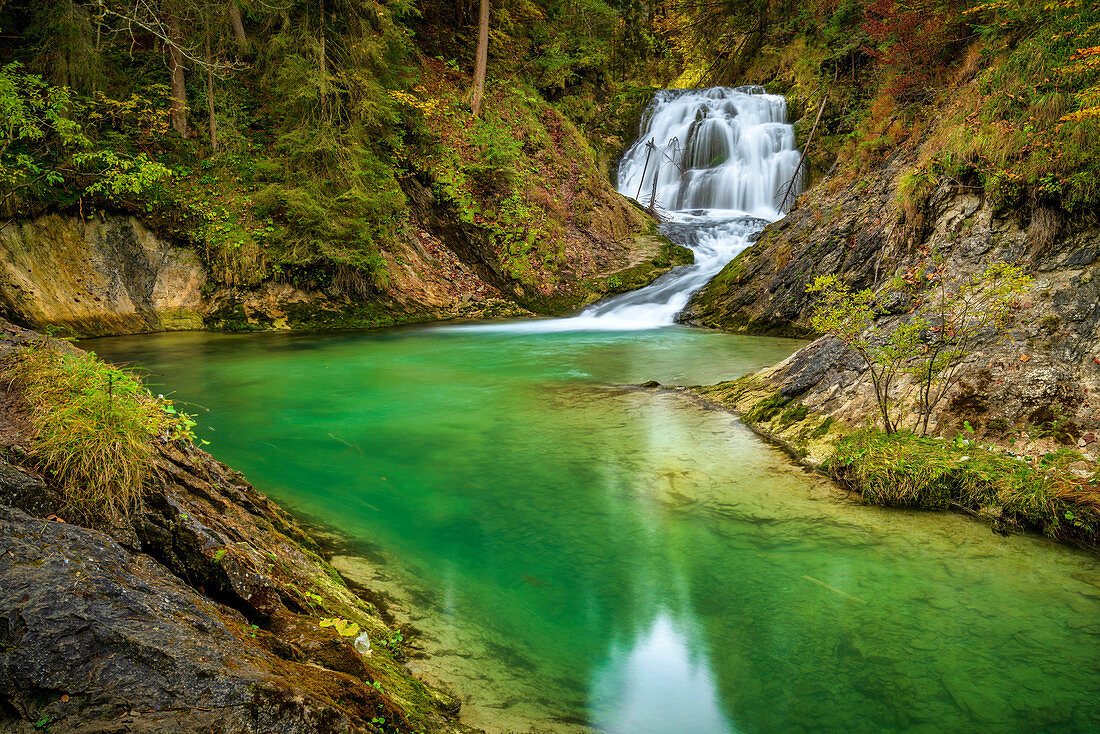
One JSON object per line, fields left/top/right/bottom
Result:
{"left": 807, "top": 262, "right": 1030, "bottom": 436}
{"left": 227, "top": 1, "right": 247, "bottom": 49}
{"left": 861, "top": 0, "right": 959, "bottom": 100}
{"left": 469, "top": 0, "right": 489, "bottom": 117}
{"left": 807, "top": 275, "right": 921, "bottom": 435}
{"left": 906, "top": 261, "right": 1032, "bottom": 436}
{"left": 166, "top": 10, "right": 190, "bottom": 137}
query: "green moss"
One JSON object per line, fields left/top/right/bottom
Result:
{"left": 743, "top": 392, "right": 791, "bottom": 423}
{"left": 779, "top": 401, "right": 810, "bottom": 427}
{"left": 809, "top": 416, "right": 835, "bottom": 439}
{"left": 279, "top": 300, "right": 434, "bottom": 332}
{"left": 203, "top": 301, "right": 262, "bottom": 332}
{"left": 518, "top": 237, "right": 692, "bottom": 315}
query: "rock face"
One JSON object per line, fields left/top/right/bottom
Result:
{"left": 0, "top": 194, "right": 685, "bottom": 338}
{"left": 0, "top": 323, "right": 472, "bottom": 734}
{"left": 686, "top": 156, "right": 1100, "bottom": 446}
{"left": 0, "top": 214, "right": 206, "bottom": 337}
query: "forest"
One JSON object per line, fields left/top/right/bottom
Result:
{"left": 3, "top": 0, "right": 1097, "bottom": 303}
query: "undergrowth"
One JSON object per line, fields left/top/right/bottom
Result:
{"left": 827, "top": 429, "right": 1100, "bottom": 545}
{"left": 4, "top": 342, "right": 197, "bottom": 522}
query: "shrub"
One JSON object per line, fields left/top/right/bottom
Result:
{"left": 4, "top": 343, "right": 192, "bottom": 522}
{"left": 807, "top": 262, "right": 1030, "bottom": 436}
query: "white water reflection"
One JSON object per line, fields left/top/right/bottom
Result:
{"left": 591, "top": 612, "right": 737, "bottom": 734}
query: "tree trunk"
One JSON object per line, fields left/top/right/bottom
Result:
{"left": 228, "top": 3, "right": 247, "bottom": 48}
{"left": 469, "top": 0, "right": 489, "bottom": 118}
{"left": 205, "top": 33, "right": 217, "bottom": 153}
{"left": 167, "top": 14, "right": 189, "bottom": 137}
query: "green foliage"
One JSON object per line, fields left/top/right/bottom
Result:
{"left": 0, "top": 62, "right": 170, "bottom": 214}
{"left": 827, "top": 429, "right": 1100, "bottom": 543}
{"left": 4, "top": 342, "right": 198, "bottom": 521}
{"left": 807, "top": 262, "right": 1029, "bottom": 436}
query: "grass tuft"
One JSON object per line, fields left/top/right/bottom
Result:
{"left": 4, "top": 342, "right": 178, "bottom": 522}
{"left": 827, "top": 430, "right": 1100, "bottom": 544}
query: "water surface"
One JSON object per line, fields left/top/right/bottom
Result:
{"left": 87, "top": 326, "right": 1100, "bottom": 734}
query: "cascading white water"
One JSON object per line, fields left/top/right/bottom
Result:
{"left": 619, "top": 86, "right": 800, "bottom": 217}
{"left": 465, "top": 86, "right": 802, "bottom": 333}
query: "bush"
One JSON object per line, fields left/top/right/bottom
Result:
{"left": 4, "top": 343, "right": 192, "bottom": 522}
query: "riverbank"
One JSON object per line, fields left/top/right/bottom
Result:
{"left": 0, "top": 211, "right": 691, "bottom": 339}
{"left": 0, "top": 320, "right": 478, "bottom": 734}
{"left": 685, "top": 357, "right": 1100, "bottom": 549}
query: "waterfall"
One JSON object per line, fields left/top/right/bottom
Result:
{"left": 463, "top": 86, "right": 802, "bottom": 333}
{"left": 618, "top": 86, "right": 800, "bottom": 217}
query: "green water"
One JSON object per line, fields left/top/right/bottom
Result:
{"left": 86, "top": 325, "right": 1100, "bottom": 734}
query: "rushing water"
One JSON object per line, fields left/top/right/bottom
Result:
{"left": 480, "top": 86, "right": 801, "bottom": 333}
{"left": 83, "top": 88, "right": 1100, "bottom": 732}
{"left": 87, "top": 327, "right": 1100, "bottom": 734}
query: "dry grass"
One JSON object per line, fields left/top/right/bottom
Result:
{"left": 4, "top": 343, "right": 168, "bottom": 522}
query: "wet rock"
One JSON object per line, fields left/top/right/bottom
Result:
{"left": 0, "top": 458, "right": 58, "bottom": 517}
{"left": 773, "top": 336, "right": 850, "bottom": 398}
{"left": 0, "top": 504, "right": 362, "bottom": 733}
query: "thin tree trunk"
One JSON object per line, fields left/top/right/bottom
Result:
{"left": 470, "top": 0, "right": 489, "bottom": 118}
{"left": 167, "top": 14, "right": 189, "bottom": 137}
{"left": 228, "top": 2, "right": 247, "bottom": 48}
{"left": 205, "top": 33, "right": 217, "bottom": 153}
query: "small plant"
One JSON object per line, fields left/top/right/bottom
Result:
{"left": 807, "top": 261, "right": 1030, "bottom": 435}
{"left": 952, "top": 421, "right": 975, "bottom": 449}
{"left": 3, "top": 343, "right": 191, "bottom": 521}
{"left": 380, "top": 630, "right": 404, "bottom": 651}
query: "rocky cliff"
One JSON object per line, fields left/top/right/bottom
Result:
{"left": 0, "top": 322, "right": 475, "bottom": 733}
{"left": 686, "top": 150, "right": 1100, "bottom": 453}
{"left": 0, "top": 196, "right": 687, "bottom": 338}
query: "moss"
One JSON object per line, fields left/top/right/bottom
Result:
{"left": 279, "top": 300, "right": 434, "bottom": 332}
{"left": 203, "top": 301, "right": 262, "bottom": 332}
{"left": 694, "top": 308, "right": 816, "bottom": 338}
{"left": 809, "top": 416, "right": 835, "bottom": 439}
{"left": 779, "top": 402, "right": 810, "bottom": 426}
{"left": 517, "top": 237, "right": 692, "bottom": 315}
{"left": 742, "top": 392, "right": 791, "bottom": 423}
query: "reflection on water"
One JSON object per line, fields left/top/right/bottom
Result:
{"left": 591, "top": 613, "right": 734, "bottom": 734}
{"left": 85, "top": 326, "right": 1100, "bottom": 734}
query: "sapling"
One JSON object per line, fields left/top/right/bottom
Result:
{"left": 807, "top": 261, "right": 1030, "bottom": 436}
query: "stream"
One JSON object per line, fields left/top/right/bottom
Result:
{"left": 84, "top": 88, "right": 1100, "bottom": 733}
